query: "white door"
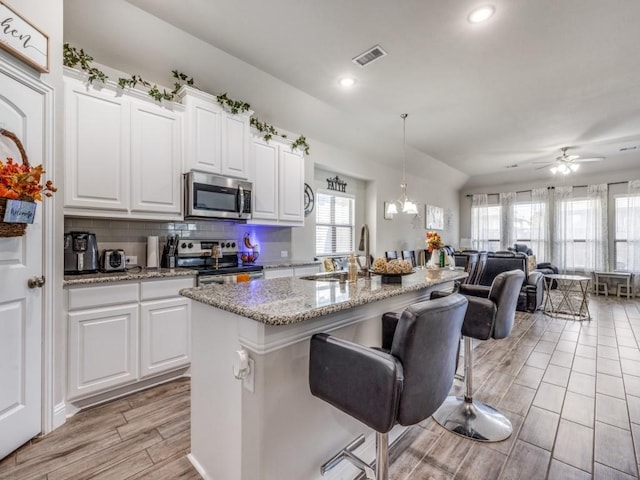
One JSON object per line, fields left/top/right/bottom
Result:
{"left": 0, "top": 67, "right": 45, "bottom": 459}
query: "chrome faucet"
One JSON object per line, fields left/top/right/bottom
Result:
{"left": 358, "top": 224, "right": 371, "bottom": 276}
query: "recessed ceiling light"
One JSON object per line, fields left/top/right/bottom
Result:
{"left": 339, "top": 77, "right": 356, "bottom": 87}
{"left": 468, "top": 5, "right": 495, "bottom": 23}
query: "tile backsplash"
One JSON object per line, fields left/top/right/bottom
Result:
{"left": 64, "top": 218, "right": 293, "bottom": 266}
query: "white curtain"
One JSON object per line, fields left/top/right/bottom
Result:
{"left": 586, "top": 184, "right": 608, "bottom": 273}
{"left": 471, "top": 194, "right": 491, "bottom": 251}
{"left": 499, "top": 192, "right": 516, "bottom": 250}
{"left": 627, "top": 180, "right": 640, "bottom": 290}
{"left": 553, "top": 184, "right": 608, "bottom": 273}
{"left": 530, "top": 187, "right": 550, "bottom": 263}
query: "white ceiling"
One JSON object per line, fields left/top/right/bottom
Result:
{"left": 73, "top": 0, "right": 640, "bottom": 186}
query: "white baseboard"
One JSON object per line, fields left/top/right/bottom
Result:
{"left": 52, "top": 402, "right": 66, "bottom": 430}
{"left": 187, "top": 453, "right": 210, "bottom": 480}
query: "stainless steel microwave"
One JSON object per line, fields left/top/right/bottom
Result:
{"left": 184, "top": 171, "right": 252, "bottom": 221}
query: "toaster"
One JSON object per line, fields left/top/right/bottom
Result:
{"left": 101, "top": 249, "right": 127, "bottom": 272}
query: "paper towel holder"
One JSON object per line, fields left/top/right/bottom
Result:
{"left": 147, "top": 235, "right": 159, "bottom": 269}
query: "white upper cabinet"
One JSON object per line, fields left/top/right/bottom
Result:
{"left": 251, "top": 137, "right": 279, "bottom": 220}
{"left": 249, "top": 134, "right": 305, "bottom": 226}
{"left": 63, "top": 68, "right": 184, "bottom": 220}
{"left": 179, "top": 87, "right": 222, "bottom": 174}
{"left": 64, "top": 75, "right": 130, "bottom": 212}
{"left": 278, "top": 146, "right": 305, "bottom": 223}
{"left": 178, "top": 86, "right": 252, "bottom": 179}
{"left": 130, "top": 101, "right": 182, "bottom": 215}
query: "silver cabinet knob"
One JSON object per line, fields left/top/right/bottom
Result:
{"left": 27, "top": 276, "right": 46, "bottom": 289}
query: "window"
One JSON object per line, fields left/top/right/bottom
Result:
{"left": 514, "top": 201, "right": 547, "bottom": 261}
{"left": 615, "top": 194, "right": 640, "bottom": 270}
{"left": 315, "top": 191, "right": 355, "bottom": 256}
{"left": 556, "top": 198, "right": 589, "bottom": 270}
{"left": 471, "top": 204, "right": 501, "bottom": 250}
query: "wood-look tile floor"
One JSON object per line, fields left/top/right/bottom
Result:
{"left": 0, "top": 294, "right": 638, "bottom": 479}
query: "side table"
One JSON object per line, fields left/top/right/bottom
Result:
{"left": 543, "top": 274, "right": 591, "bottom": 321}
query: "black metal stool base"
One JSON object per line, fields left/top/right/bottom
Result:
{"left": 433, "top": 396, "right": 513, "bottom": 442}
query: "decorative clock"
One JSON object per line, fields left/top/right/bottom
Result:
{"left": 304, "top": 183, "right": 315, "bottom": 216}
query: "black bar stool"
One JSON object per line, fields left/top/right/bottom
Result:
{"left": 309, "top": 294, "right": 468, "bottom": 480}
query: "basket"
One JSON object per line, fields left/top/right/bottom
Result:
{"left": 0, "top": 129, "right": 30, "bottom": 238}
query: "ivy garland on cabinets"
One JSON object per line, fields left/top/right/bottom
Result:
{"left": 63, "top": 43, "right": 310, "bottom": 154}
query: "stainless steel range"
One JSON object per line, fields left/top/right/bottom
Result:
{"left": 176, "top": 239, "right": 263, "bottom": 285}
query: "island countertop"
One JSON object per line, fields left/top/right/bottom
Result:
{"left": 180, "top": 268, "right": 466, "bottom": 326}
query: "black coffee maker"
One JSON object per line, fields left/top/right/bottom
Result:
{"left": 64, "top": 232, "right": 99, "bottom": 274}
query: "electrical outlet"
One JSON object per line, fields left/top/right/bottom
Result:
{"left": 280, "top": 250, "right": 288, "bottom": 258}
{"left": 126, "top": 255, "right": 137, "bottom": 265}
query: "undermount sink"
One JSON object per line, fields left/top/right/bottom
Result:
{"left": 298, "top": 271, "right": 375, "bottom": 282}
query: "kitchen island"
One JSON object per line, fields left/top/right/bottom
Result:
{"left": 180, "top": 268, "right": 466, "bottom": 480}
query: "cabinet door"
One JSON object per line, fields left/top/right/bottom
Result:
{"left": 130, "top": 101, "right": 182, "bottom": 216}
{"left": 251, "top": 137, "right": 279, "bottom": 220}
{"left": 183, "top": 94, "right": 222, "bottom": 174}
{"left": 263, "top": 268, "right": 294, "bottom": 279}
{"left": 140, "top": 298, "right": 191, "bottom": 378}
{"left": 294, "top": 265, "right": 321, "bottom": 277}
{"left": 64, "top": 77, "right": 129, "bottom": 212}
{"left": 221, "top": 112, "right": 250, "bottom": 179}
{"left": 67, "top": 304, "right": 139, "bottom": 400}
{"left": 278, "top": 147, "right": 305, "bottom": 223}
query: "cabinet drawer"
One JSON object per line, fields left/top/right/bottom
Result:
{"left": 68, "top": 283, "right": 139, "bottom": 310}
{"left": 263, "top": 268, "right": 294, "bottom": 280}
{"left": 294, "top": 265, "right": 321, "bottom": 277}
{"left": 140, "top": 277, "right": 196, "bottom": 301}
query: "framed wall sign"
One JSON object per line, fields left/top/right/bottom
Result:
{"left": 0, "top": 1, "right": 49, "bottom": 73}
{"left": 426, "top": 204, "right": 444, "bottom": 230}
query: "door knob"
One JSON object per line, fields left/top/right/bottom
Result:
{"left": 27, "top": 276, "right": 46, "bottom": 289}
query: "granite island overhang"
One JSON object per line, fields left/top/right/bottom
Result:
{"left": 180, "top": 268, "right": 467, "bottom": 480}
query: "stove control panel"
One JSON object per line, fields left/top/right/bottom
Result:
{"left": 177, "top": 239, "right": 238, "bottom": 256}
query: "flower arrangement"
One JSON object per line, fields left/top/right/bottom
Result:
{"left": 426, "top": 231, "right": 443, "bottom": 252}
{"left": 0, "top": 157, "right": 57, "bottom": 201}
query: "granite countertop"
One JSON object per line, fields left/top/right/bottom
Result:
{"left": 63, "top": 267, "right": 197, "bottom": 286}
{"left": 260, "top": 260, "right": 321, "bottom": 269}
{"left": 180, "top": 268, "right": 467, "bottom": 325}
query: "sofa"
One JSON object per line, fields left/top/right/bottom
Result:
{"left": 474, "top": 252, "right": 544, "bottom": 312}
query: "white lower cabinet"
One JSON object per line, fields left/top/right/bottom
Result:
{"left": 263, "top": 267, "right": 295, "bottom": 279}
{"left": 140, "top": 297, "right": 190, "bottom": 378}
{"left": 66, "top": 277, "right": 195, "bottom": 401}
{"left": 263, "top": 265, "right": 320, "bottom": 279}
{"left": 294, "top": 265, "right": 321, "bottom": 276}
{"left": 67, "top": 303, "right": 139, "bottom": 400}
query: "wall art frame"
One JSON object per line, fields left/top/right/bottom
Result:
{"left": 0, "top": 1, "right": 49, "bottom": 73}
{"left": 425, "top": 204, "right": 444, "bottom": 230}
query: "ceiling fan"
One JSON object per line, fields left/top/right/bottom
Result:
{"left": 533, "top": 147, "right": 605, "bottom": 174}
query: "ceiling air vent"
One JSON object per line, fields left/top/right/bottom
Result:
{"left": 352, "top": 45, "right": 387, "bottom": 67}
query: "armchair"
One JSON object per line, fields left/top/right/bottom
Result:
{"left": 476, "top": 253, "right": 544, "bottom": 312}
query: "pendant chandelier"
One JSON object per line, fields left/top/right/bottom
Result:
{"left": 386, "top": 113, "right": 418, "bottom": 216}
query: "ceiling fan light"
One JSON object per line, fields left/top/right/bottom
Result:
{"left": 569, "top": 163, "right": 579, "bottom": 172}
{"left": 550, "top": 166, "right": 558, "bottom": 175}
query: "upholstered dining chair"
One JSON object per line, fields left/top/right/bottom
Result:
{"left": 401, "top": 250, "right": 416, "bottom": 267}
{"left": 384, "top": 251, "right": 398, "bottom": 261}
{"left": 309, "top": 294, "right": 468, "bottom": 480}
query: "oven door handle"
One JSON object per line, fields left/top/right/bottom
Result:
{"left": 237, "top": 185, "right": 245, "bottom": 218}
